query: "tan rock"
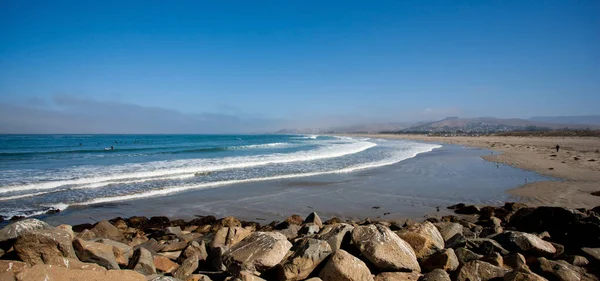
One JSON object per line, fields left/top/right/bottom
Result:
{"left": 278, "top": 238, "right": 332, "bottom": 281}
{"left": 0, "top": 260, "right": 30, "bottom": 277}
{"left": 504, "top": 266, "right": 548, "bottom": 281}
{"left": 187, "top": 274, "right": 213, "bottom": 281}
{"left": 396, "top": 221, "right": 444, "bottom": 259}
{"left": 160, "top": 240, "right": 188, "bottom": 252}
{"left": 94, "top": 238, "right": 133, "bottom": 266}
{"left": 153, "top": 255, "right": 179, "bottom": 273}
{"left": 13, "top": 228, "right": 77, "bottom": 265}
{"left": 56, "top": 224, "right": 75, "bottom": 240}
{"left": 127, "top": 247, "right": 156, "bottom": 275}
{"left": 304, "top": 212, "right": 323, "bottom": 228}
{"left": 73, "top": 238, "right": 120, "bottom": 269}
{"left": 319, "top": 249, "right": 374, "bottom": 281}
{"left": 421, "top": 248, "right": 459, "bottom": 272}
{"left": 421, "top": 269, "right": 451, "bottom": 281}
{"left": 352, "top": 224, "right": 420, "bottom": 272}
{"left": 318, "top": 223, "right": 354, "bottom": 251}
{"left": 15, "top": 264, "right": 146, "bottom": 281}
{"left": 43, "top": 256, "right": 106, "bottom": 271}
{"left": 374, "top": 272, "right": 422, "bottom": 281}
{"left": 222, "top": 232, "right": 292, "bottom": 275}
{"left": 77, "top": 229, "right": 97, "bottom": 240}
{"left": 211, "top": 227, "right": 253, "bottom": 248}
{"left": 456, "top": 260, "right": 509, "bottom": 281}
{"left": 179, "top": 240, "right": 208, "bottom": 263}
{"left": 91, "top": 220, "right": 124, "bottom": 241}
{"left": 493, "top": 231, "right": 556, "bottom": 256}
{"left": 172, "top": 255, "right": 199, "bottom": 280}
{"left": 433, "top": 222, "right": 463, "bottom": 242}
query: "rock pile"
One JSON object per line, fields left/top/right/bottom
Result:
{"left": 0, "top": 205, "right": 599, "bottom": 281}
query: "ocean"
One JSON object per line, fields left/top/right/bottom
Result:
{"left": 0, "top": 134, "right": 441, "bottom": 219}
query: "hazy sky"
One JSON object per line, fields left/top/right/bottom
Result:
{"left": 1, "top": 1, "right": 599, "bottom": 133}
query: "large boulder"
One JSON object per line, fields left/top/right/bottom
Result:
{"left": 13, "top": 228, "right": 77, "bottom": 265}
{"left": 532, "top": 258, "right": 598, "bottom": 281}
{"left": 222, "top": 232, "right": 292, "bottom": 275}
{"left": 91, "top": 220, "right": 124, "bottom": 242}
{"left": 374, "top": 272, "right": 422, "bottom": 281}
{"left": 127, "top": 247, "right": 156, "bottom": 275}
{"left": 493, "top": 231, "right": 556, "bottom": 256}
{"left": 278, "top": 238, "right": 332, "bottom": 281}
{"left": 0, "top": 260, "right": 30, "bottom": 280}
{"left": 352, "top": 224, "right": 420, "bottom": 271}
{"left": 421, "top": 248, "right": 459, "bottom": 272}
{"left": 317, "top": 223, "right": 354, "bottom": 251}
{"left": 454, "top": 247, "right": 483, "bottom": 265}
{"left": 15, "top": 264, "right": 146, "bottom": 281}
{"left": 456, "top": 260, "right": 509, "bottom": 281}
{"left": 395, "top": 221, "right": 444, "bottom": 259}
{"left": 0, "top": 219, "right": 51, "bottom": 245}
{"left": 319, "top": 249, "right": 374, "bottom": 281}
{"left": 73, "top": 238, "right": 120, "bottom": 269}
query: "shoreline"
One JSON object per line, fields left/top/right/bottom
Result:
{"left": 343, "top": 134, "right": 600, "bottom": 209}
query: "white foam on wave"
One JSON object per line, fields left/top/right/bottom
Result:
{"left": 72, "top": 142, "right": 441, "bottom": 206}
{"left": 232, "top": 142, "right": 289, "bottom": 149}
{"left": 0, "top": 140, "right": 376, "bottom": 195}
{"left": 0, "top": 190, "right": 55, "bottom": 201}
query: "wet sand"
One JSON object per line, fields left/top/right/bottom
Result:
{"left": 42, "top": 143, "right": 551, "bottom": 226}
{"left": 351, "top": 134, "right": 600, "bottom": 208}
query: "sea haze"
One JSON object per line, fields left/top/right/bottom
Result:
{"left": 0, "top": 134, "right": 440, "bottom": 219}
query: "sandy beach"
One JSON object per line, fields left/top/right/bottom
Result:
{"left": 351, "top": 134, "right": 600, "bottom": 208}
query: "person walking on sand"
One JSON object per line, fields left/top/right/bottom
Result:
{"left": 556, "top": 144, "right": 560, "bottom": 152}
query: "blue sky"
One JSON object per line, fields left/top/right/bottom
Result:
{"left": 0, "top": 1, "right": 599, "bottom": 132}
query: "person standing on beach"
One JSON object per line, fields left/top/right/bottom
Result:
{"left": 556, "top": 144, "right": 560, "bottom": 152}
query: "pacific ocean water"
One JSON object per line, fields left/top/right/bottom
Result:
{"left": 0, "top": 134, "right": 441, "bottom": 219}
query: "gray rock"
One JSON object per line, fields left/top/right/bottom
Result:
{"left": 172, "top": 255, "right": 199, "bottom": 281}
{"left": 456, "top": 260, "right": 509, "bottom": 281}
{"left": 128, "top": 247, "right": 156, "bottom": 275}
{"left": 14, "top": 228, "right": 77, "bottom": 265}
{"left": 0, "top": 219, "right": 51, "bottom": 244}
{"left": 559, "top": 255, "right": 589, "bottom": 267}
{"left": 92, "top": 220, "right": 124, "bottom": 241}
{"left": 319, "top": 249, "right": 374, "bottom": 281}
{"left": 73, "top": 238, "right": 120, "bottom": 269}
{"left": 222, "top": 232, "right": 292, "bottom": 275}
{"left": 278, "top": 225, "right": 302, "bottom": 240}
{"left": 466, "top": 238, "right": 510, "bottom": 255}
{"left": 445, "top": 233, "right": 467, "bottom": 249}
{"left": 493, "top": 231, "right": 556, "bottom": 256}
{"left": 318, "top": 223, "right": 354, "bottom": 251}
{"left": 352, "top": 224, "right": 420, "bottom": 272}
{"left": 147, "top": 275, "right": 183, "bottom": 281}
{"left": 434, "top": 222, "right": 464, "bottom": 242}
{"left": 278, "top": 238, "right": 331, "bottom": 281}
{"left": 581, "top": 247, "right": 600, "bottom": 263}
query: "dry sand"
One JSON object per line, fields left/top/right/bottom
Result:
{"left": 348, "top": 134, "right": 600, "bottom": 208}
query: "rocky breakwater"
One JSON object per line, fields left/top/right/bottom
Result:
{"left": 0, "top": 205, "right": 599, "bottom": 281}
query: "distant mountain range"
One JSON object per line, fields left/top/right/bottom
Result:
{"left": 276, "top": 115, "right": 600, "bottom": 134}
{"left": 528, "top": 115, "right": 600, "bottom": 126}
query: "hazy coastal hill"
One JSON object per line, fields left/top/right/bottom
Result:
{"left": 529, "top": 115, "right": 600, "bottom": 126}
{"left": 401, "top": 116, "right": 599, "bottom": 132}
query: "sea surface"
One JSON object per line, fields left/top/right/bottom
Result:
{"left": 0, "top": 134, "right": 442, "bottom": 219}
